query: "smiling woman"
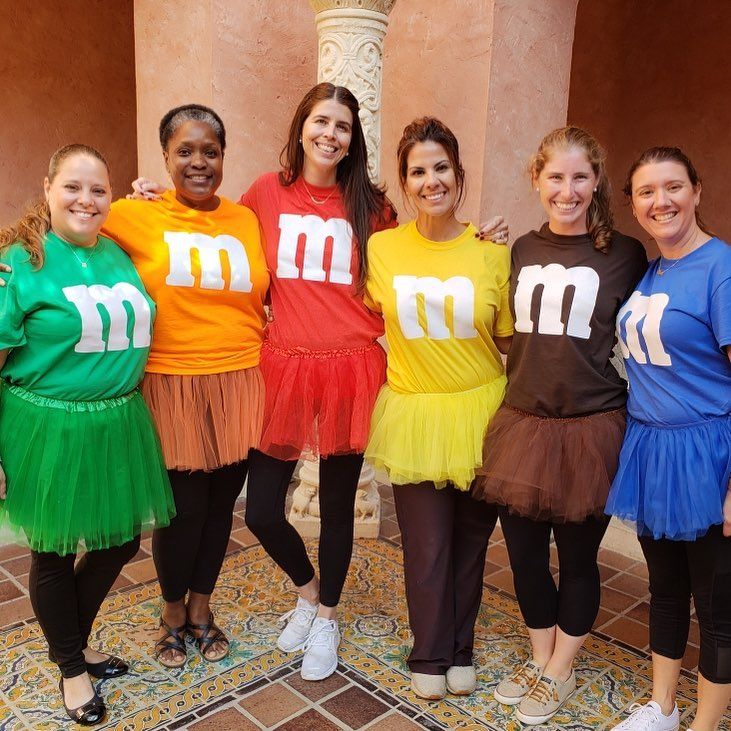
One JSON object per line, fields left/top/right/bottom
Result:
{"left": 100, "top": 104, "right": 270, "bottom": 671}
{"left": 0, "top": 144, "right": 174, "bottom": 726}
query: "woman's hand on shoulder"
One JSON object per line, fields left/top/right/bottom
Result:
{"left": 476, "top": 215, "right": 509, "bottom": 244}
{"left": 126, "top": 177, "right": 166, "bottom": 201}
{"left": 0, "top": 263, "right": 10, "bottom": 287}
{"left": 0, "top": 463, "right": 6, "bottom": 500}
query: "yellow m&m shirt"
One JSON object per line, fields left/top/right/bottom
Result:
{"left": 366, "top": 221, "right": 513, "bottom": 395}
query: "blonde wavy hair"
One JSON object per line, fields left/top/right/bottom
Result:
{"left": 0, "top": 144, "right": 109, "bottom": 268}
{"left": 529, "top": 126, "right": 613, "bottom": 254}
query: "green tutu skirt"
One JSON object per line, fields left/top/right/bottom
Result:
{"left": 0, "top": 383, "right": 175, "bottom": 555}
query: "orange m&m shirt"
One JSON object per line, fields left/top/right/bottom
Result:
{"left": 103, "top": 192, "right": 269, "bottom": 375}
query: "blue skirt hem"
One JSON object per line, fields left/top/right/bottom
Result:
{"left": 605, "top": 414, "right": 731, "bottom": 541}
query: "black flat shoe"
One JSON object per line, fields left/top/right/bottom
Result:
{"left": 48, "top": 650, "right": 129, "bottom": 678}
{"left": 59, "top": 678, "right": 106, "bottom": 726}
{"left": 85, "top": 655, "right": 129, "bottom": 678}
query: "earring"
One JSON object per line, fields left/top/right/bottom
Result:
{"left": 534, "top": 188, "right": 539, "bottom": 192}
{"left": 593, "top": 187, "right": 597, "bottom": 192}
{"left": 298, "top": 137, "right": 302, "bottom": 144}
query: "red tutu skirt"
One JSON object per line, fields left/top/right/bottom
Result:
{"left": 258, "top": 341, "right": 386, "bottom": 460}
{"left": 473, "top": 404, "right": 626, "bottom": 522}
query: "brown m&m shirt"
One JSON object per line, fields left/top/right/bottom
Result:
{"left": 505, "top": 224, "right": 647, "bottom": 417}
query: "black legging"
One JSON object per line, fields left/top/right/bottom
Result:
{"left": 29, "top": 537, "right": 140, "bottom": 679}
{"left": 245, "top": 449, "right": 362, "bottom": 607}
{"left": 153, "top": 461, "right": 247, "bottom": 602}
{"left": 640, "top": 524, "right": 731, "bottom": 684}
{"left": 499, "top": 507, "right": 609, "bottom": 637}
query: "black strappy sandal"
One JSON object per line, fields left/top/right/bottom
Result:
{"left": 154, "top": 618, "right": 187, "bottom": 669}
{"left": 186, "top": 612, "right": 230, "bottom": 662}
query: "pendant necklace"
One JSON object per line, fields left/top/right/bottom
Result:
{"left": 657, "top": 257, "right": 681, "bottom": 276}
{"left": 64, "top": 239, "right": 101, "bottom": 268}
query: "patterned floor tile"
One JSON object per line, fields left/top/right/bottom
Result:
{"left": 0, "top": 538, "right": 713, "bottom": 730}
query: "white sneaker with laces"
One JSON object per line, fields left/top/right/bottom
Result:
{"left": 276, "top": 597, "right": 318, "bottom": 653}
{"left": 300, "top": 617, "right": 340, "bottom": 681}
{"left": 611, "top": 701, "right": 680, "bottom": 730}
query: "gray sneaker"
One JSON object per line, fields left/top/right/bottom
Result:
{"left": 516, "top": 670, "right": 576, "bottom": 725}
{"left": 493, "top": 659, "right": 543, "bottom": 705}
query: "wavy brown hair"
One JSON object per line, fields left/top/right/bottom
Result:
{"left": 279, "top": 83, "right": 394, "bottom": 288}
{"left": 396, "top": 117, "right": 466, "bottom": 215}
{"left": 623, "top": 146, "right": 716, "bottom": 238}
{"left": 530, "top": 126, "right": 613, "bottom": 253}
{"left": 0, "top": 144, "right": 109, "bottom": 268}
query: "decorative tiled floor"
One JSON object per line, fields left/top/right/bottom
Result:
{"left": 0, "top": 486, "right": 724, "bottom": 730}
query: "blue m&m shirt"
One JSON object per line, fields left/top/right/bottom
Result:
{"left": 616, "top": 237, "right": 731, "bottom": 426}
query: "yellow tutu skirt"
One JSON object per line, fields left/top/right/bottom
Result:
{"left": 365, "top": 376, "right": 506, "bottom": 490}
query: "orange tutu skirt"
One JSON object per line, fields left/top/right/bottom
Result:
{"left": 472, "top": 404, "right": 626, "bottom": 522}
{"left": 141, "top": 368, "right": 264, "bottom": 472}
{"left": 258, "top": 341, "right": 386, "bottom": 461}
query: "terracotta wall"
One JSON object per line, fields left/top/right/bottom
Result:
{"left": 381, "top": 0, "right": 578, "bottom": 234}
{"left": 380, "top": 0, "right": 494, "bottom": 222}
{"left": 569, "top": 0, "right": 731, "bottom": 255}
{"left": 134, "top": 0, "right": 317, "bottom": 200}
{"left": 0, "top": 1, "right": 137, "bottom": 223}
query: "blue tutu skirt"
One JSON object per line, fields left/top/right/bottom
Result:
{"left": 606, "top": 414, "right": 731, "bottom": 540}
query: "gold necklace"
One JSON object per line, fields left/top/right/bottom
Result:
{"left": 301, "top": 178, "right": 337, "bottom": 206}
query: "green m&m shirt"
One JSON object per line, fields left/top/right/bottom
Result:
{"left": 0, "top": 231, "right": 155, "bottom": 400}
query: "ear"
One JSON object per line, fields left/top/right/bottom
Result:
{"left": 693, "top": 182, "right": 702, "bottom": 207}
{"left": 43, "top": 177, "right": 51, "bottom": 201}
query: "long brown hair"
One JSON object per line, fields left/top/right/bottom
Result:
{"left": 0, "top": 144, "right": 110, "bottom": 268}
{"left": 279, "top": 83, "right": 394, "bottom": 287}
{"left": 529, "top": 126, "right": 613, "bottom": 254}
{"left": 396, "top": 117, "right": 466, "bottom": 214}
{"left": 623, "top": 146, "right": 716, "bottom": 238}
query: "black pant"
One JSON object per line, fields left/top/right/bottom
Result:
{"left": 394, "top": 482, "right": 498, "bottom": 674}
{"left": 29, "top": 537, "right": 140, "bottom": 679}
{"left": 499, "top": 508, "right": 609, "bottom": 637}
{"left": 640, "top": 524, "right": 731, "bottom": 684}
{"left": 153, "top": 461, "right": 247, "bottom": 602}
{"left": 244, "top": 449, "right": 362, "bottom": 607}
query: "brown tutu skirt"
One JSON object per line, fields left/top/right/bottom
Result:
{"left": 141, "top": 368, "right": 264, "bottom": 472}
{"left": 472, "top": 405, "right": 626, "bottom": 522}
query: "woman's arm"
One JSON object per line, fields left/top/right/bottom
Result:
{"left": 723, "top": 346, "right": 730, "bottom": 537}
{"left": 0, "top": 349, "right": 6, "bottom": 498}
{"left": 494, "top": 336, "right": 512, "bottom": 355}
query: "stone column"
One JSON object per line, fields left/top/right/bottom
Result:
{"left": 289, "top": 458, "right": 381, "bottom": 539}
{"left": 309, "top": 0, "right": 397, "bottom": 182}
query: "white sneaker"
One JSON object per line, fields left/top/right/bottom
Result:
{"left": 300, "top": 617, "right": 340, "bottom": 681}
{"left": 612, "top": 701, "right": 680, "bottom": 730}
{"left": 446, "top": 665, "right": 477, "bottom": 695}
{"left": 277, "top": 597, "right": 318, "bottom": 652}
{"left": 411, "top": 672, "right": 447, "bottom": 700}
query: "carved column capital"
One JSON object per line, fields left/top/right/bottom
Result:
{"left": 309, "top": 0, "right": 396, "bottom": 13}
{"left": 308, "top": 0, "right": 397, "bottom": 181}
